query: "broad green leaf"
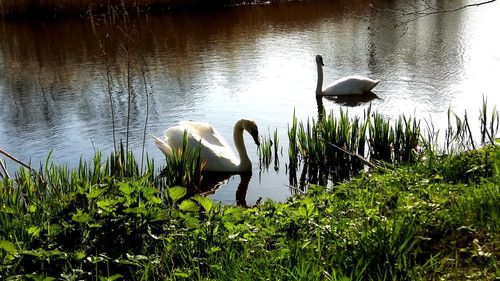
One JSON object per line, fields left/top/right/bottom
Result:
{"left": 0, "top": 240, "right": 17, "bottom": 254}
{"left": 224, "top": 221, "right": 236, "bottom": 231}
{"left": 28, "top": 204, "right": 37, "bottom": 213}
{"left": 88, "top": 185, "right": 106, "bottom": 200}
{"left": 97, "top": 198, "right": 118, "bottom": 213}
{"left": 181, "top": 214, "right": 200, "bottom": 228}
{"left": 100, "top": 274, "right": 123, "bottom": 281}
{"left": 47, "top": 224, "right": 62, "bottom": 237}
{"left": 208, "top": 246, "right": 221, "bottom": 254}
{"left": 123, "top": 207, "right": 147, "bottom": 214}
{"left": 28, "top": 226, "right": 41, "bottom": 238}
{"left": 297, "top": 206, "right": 308, "bottom": 217}
{"left": 119, "top": 182, "right": 135, "bottom": 195}
{"left": 193, "top": 195, "right": 213, "bottom": 212}
{"left": 72, "top": 209, "right": 90, "bottom": 224}
{"left": 179, "top": 199, "right": 199, "bottom": 212}
{"left": 167, "top": 186, "right": 187, "bottom": 202}
{"left": 305, "top": 201, "right": 316, "bottom": 215}
{"left": 74, "top": 251, "right": 86, "bottom": 260}
{"left": 223, "top": 206, "right": 243, "bottom": 215}
{"left": 148, "top": 197, "right": 162, "bottom": 205}
{"left": 173, "top": 270, "right": 191, "bottom": 278}
{"left": 141, "top": 186, "right": 157, "bottom": 197}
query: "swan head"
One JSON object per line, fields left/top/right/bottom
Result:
{"left": 316, "top": 54, "right": 324, "bottom": 66}
{"left": 242, "top": 119, "right": 260, "bottom": 146}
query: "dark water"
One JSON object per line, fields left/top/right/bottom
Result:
{"left": 1, "top": 0, "right": 500, "bottom": 204}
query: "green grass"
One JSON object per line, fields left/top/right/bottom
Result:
{"left": 1, "top": 144, "right": 499, "bottom": 280}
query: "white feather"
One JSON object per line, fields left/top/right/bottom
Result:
{"left": 315, "top": 54, "right": 380, "bottom": 96}
{"left": 153, "top": 119, "right": 260, "bottom": 172}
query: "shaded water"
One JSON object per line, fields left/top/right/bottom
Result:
{"left": 1, "top": 0, "right": 500, "bottom": 204}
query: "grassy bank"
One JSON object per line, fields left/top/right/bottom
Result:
{"left": 1, "top": 143, "right": 499, "bottom": 279}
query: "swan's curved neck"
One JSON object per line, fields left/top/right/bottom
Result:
{"left": 233, "top": 120, "right": 252, "bottom": 172}
{"left": 316, "top": 61, "right": 323, "bottom": 95}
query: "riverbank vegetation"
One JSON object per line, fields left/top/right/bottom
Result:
{"left": 1, "top": 105, "right": 499, "bottom": 280}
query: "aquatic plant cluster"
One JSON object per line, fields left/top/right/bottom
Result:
{"left": 286, "top": 102, "right": 496, "bottom": 191}
{"left": 1, "top": 103, "right": 500, "bottom": 279}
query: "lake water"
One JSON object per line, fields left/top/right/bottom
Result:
{"left": 1, "top": 0, "right": 500, "bottom": 205}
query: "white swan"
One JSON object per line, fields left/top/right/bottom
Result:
{"left": 153, "top": 119, "right": 260, "bottom": 172}
{"left": 316, "top": 54, "right": 380, "bottom": 96}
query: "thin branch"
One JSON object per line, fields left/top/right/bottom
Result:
{"left": 317, "top": 138, "right": 377, "bottom": 169}
{"left": 0, "top": 158, "right": 10, "bottom": 179}
{"left": 140, "top": 54, "right": 151, "bottom": 174}
{"left": 373, "top": 0, "right": 497, "bottom": 28}
{"left": 415, "top": 0, "right": 496, "bottom": 15}
{"left": 286, "top": 184, "right": 306, "bottom": 194}
{"left": 0, "top": 148, "right": 36, "bottom": 173}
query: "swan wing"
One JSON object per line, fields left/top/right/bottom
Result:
{"left": 153, "top": 135, "right": 173, "bottom": 156}
{"left": 163, "top": 122, "right": 239, "bottom": 172}
{"left": 323, "top": 76, "right": 379, "bottom": 96}
{"left": 178, "top": 121, "right": 230, "bottom": 148}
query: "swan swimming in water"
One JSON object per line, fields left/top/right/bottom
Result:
{"left": 153, "top": 119, "right": 260, "bottom": 173}
{"left": 315, "top": 54, "right": 380, "bottom": 96}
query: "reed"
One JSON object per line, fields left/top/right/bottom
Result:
{"left": 273, "top": 128, "right": 280, "bottom": 170}
{"left": 159, "top": 131, "right": 203, "bottom": 194}
{"left": 258, "top": 132, "right": 273, "bottom": 170}
{"left": 480, "top": 96, "right": 499, "bottom": 145}
{"left": 287, "top": 107, "right": 450, "bottom": 188}
{"left": 445, "top": 108, "right": 475, "bottom": 153}
{"left": 288, "top": 109, "right": 372, "bottom": 187}
{"left": 369, "top": 111, "right": 394, "bottom": 163}
{"left": 288, "top": 112, "right": 299, "bottom": 186}
{"left": 139, "top": 54, "right": 152, "bottom": 174}
{"left": 288, "top": 99, "right": 500, "bottom": 191}
{"left": 370, "top": 114, "right": 422, "bottom": 164}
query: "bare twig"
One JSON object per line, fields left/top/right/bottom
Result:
{"left": 318, "top": 138, "right": 377, "bottom": 169}
{"left": 0, "top": 148, "right": 36, "bottom": 173}
{"left": 0, "top": 158, "right": 10, "bottom": 179}
{"left": 286, "top": 184, "right": 306, "bottom": 194}
{"left": 373, "top": 0, "right": 497, "bottom": 28}
{"left": 140, "top": 54, "right": 151, "bottom": 174}
{"left": 94, "top": 13, "right": 118, "bottom": 152}
{"left": 123, "top": 31, "right": 132, "bottom": 154}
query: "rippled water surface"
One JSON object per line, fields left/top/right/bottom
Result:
{"left": 1, "top": 0, "right": 500, "bottom": 204}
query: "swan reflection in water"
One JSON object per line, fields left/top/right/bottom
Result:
{"left": 316, "top": 92, "right": 380, "bottom": 118}
{"left": 198, "top": 172, "right": 257, "bottom": 207}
